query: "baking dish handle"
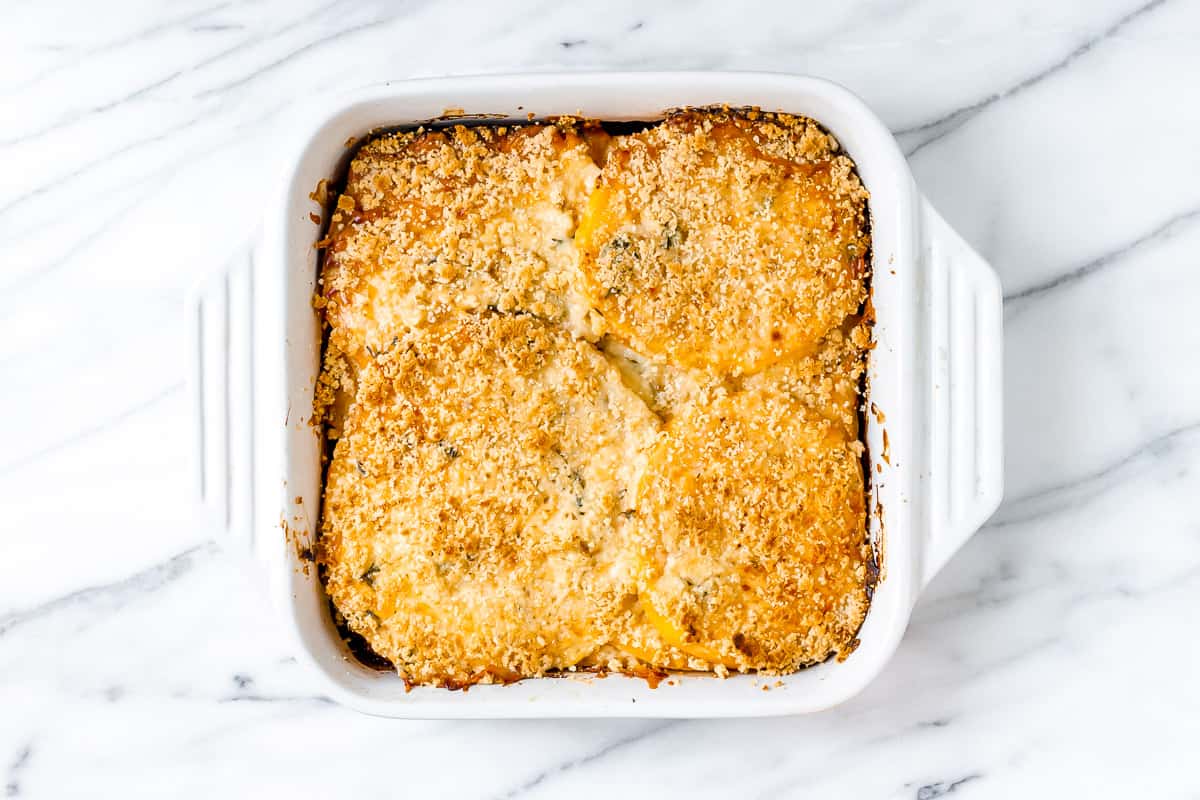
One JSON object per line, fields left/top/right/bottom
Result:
{"left": 921, "top": 199, "right": 1004, "bottom": 586}
{"left": 188, "top": 245, "right": 256, "bottom": 554}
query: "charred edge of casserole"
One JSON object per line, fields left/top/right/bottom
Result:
{"left": 309, "top": 143, "right": 395, "bottom": 672}
{"left": 309, "top": 110, "right": 879, "bottom": 682}
{"left": 826, "top": 158, "right": 876, "bottom": 662}
{"left": 857, "top": 207, "right": 881, "bottom": 607}
{"left": 325, "top": 594, "right": 394, "bottom": 672}
{"left": 310, "top": 136, "right": 380, "bottom": 669}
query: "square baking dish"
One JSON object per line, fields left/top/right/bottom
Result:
{"left": 189, "top": 72, "right": 1003, "bottom": 717}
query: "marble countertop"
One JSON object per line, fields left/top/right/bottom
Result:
{"left": 3, "top": 0, "right": 1198, "bottom": 796}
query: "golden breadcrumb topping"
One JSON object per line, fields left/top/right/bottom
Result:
{"left": 320, "top": 313, "right": 660, "bottom": 685}
{"left": 320, "top": 121, "right": 601, "bottom": 369}
{"left": 576, "top": 111, "right": 869, "bottom": 376}
{"left": 634, "top": 334, "right": 869, "bottom": 673}
{"left": 316, "top": 111, "right": 873, "bottom": 688}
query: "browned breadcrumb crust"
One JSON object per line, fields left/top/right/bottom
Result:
{"left": 635, "top": 335, "right": 869, "bottom": 672}
{"left": 316, "top": 110, "right": 873, "bottom": 688}
{"left": 318, "top": 119, "right": 600, "bottom": 369}
{"left": 320, "top": 313, "right": 661, "bottom": 685}
{"left": 577, "top": 111, "right": 870, "bottom": 376}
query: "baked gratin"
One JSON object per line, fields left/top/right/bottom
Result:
{"left": 315, "top": 110, "right": 874, "bottom": 688}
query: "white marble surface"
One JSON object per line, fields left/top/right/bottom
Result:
{"left": 3, "top": 0, "right": 1199, "bottom": 796}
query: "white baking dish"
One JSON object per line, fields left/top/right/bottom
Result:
{"left": 189, "top": 72, "right": 1003, "bottom": 717}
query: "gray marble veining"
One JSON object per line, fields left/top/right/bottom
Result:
{"left": 2, "top": 0, "right": 1198, "bottom": 796}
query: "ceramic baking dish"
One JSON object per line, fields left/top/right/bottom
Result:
{"left": 188, "top": 72, "right": 1003, "bottom": 717}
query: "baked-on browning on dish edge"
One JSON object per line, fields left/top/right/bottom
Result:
{"left": 315, "top": 110, "right": 873, "bottom": 688}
